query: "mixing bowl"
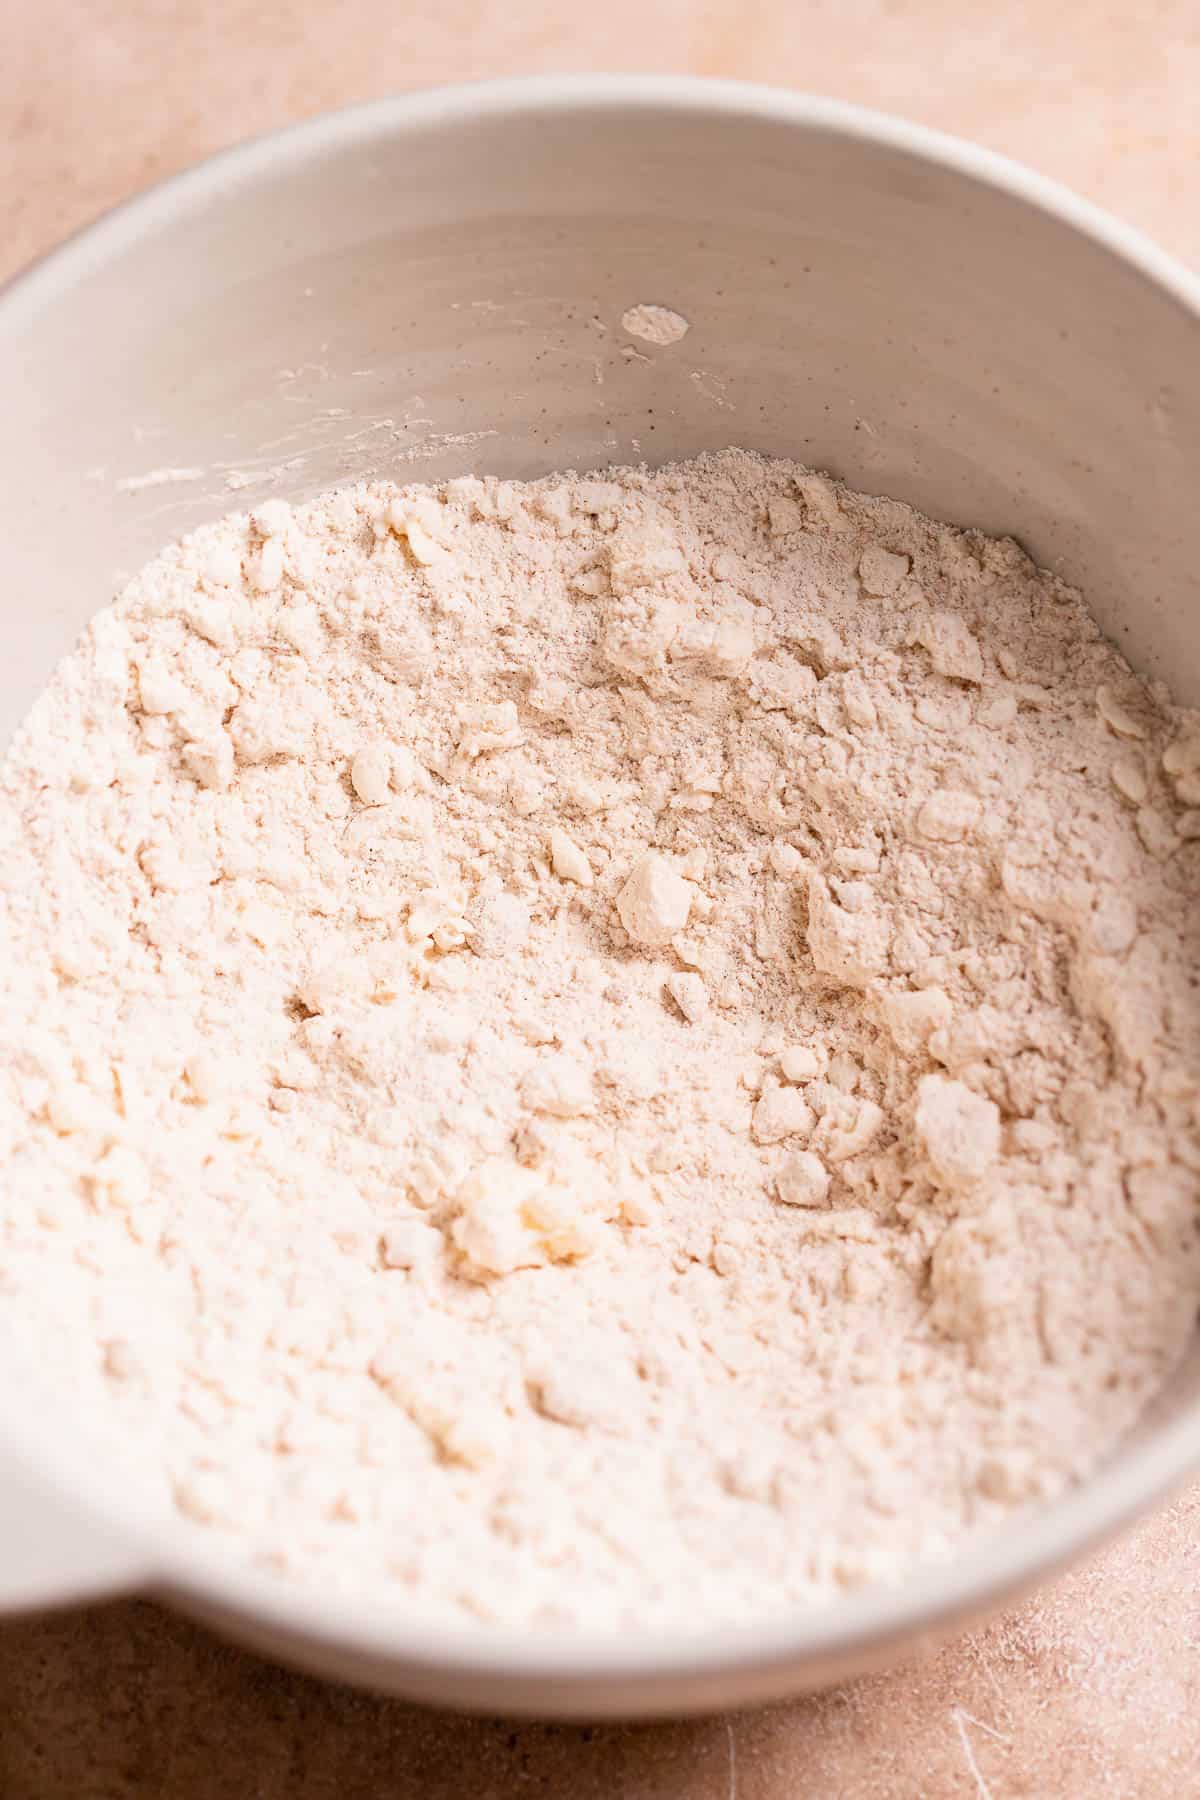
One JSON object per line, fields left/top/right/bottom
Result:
{"left": 1, "top": 75, "right": 1199, "bottom": 1717}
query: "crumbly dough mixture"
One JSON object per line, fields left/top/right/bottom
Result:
{"left": 1, "top": 451, "right": 1198, "bottom": 1632}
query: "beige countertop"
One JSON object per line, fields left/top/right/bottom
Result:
{"left": 4, "top": 3, "right": 1200, "bottom": 1794}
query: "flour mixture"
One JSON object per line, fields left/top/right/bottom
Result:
{"left": 2, "top": 451, "right": 1198, "bottom": 1631}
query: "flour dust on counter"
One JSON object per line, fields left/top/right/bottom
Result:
{"left": 1, "top": 450, "right": 1198, "bottom": 1633}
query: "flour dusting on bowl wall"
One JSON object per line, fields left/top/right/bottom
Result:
{"left": 0, "top": 78, "right": 1198, "bottom": 1715}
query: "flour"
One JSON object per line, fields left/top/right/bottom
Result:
{"left": 620, "top": 303, "right": 690, "bottom": 346}
{"left": 1, "top": 449, "right": 1198, "bottom": 1633}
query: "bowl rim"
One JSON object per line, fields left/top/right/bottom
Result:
{"left": 3, "top": 71, "right": 1200, "bottom": 1695}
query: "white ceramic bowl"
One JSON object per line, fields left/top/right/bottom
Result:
{"left": 2, "top": 76, "right": 1199, "bottom": 1717}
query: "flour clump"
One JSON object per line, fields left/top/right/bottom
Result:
{"left": 1, "top": 449, "right": 1198, "bottom": 1633}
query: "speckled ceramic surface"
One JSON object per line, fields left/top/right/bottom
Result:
{"left": 3, "top": 1, "right": 1199, "bottom": 1790}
